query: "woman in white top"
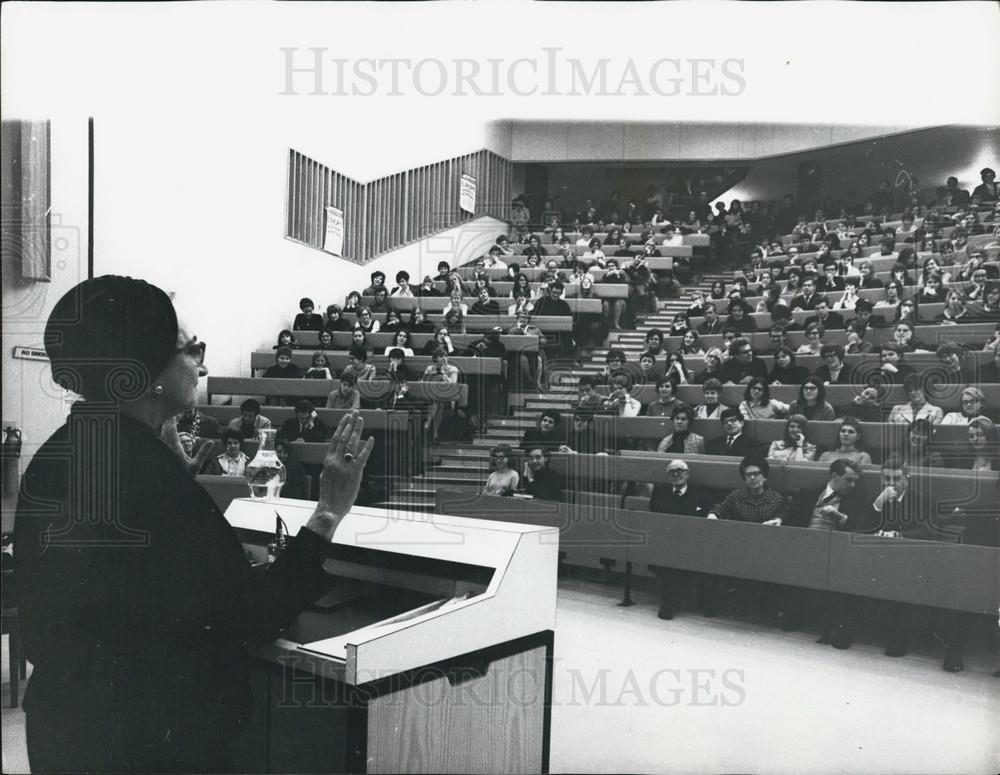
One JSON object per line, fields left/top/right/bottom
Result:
{"left": 941, "top": 387, "right": 988, "bottom": 425}
{"left": 766, "top": 414, "right": 817, "bottom": 463}
{"left": 382, "top": 329, "right": 415, "bottom": 358}
{"left": 581, "top": 237, "right": 606, "bottom": 265}
{"left": 483, "top": 444, "right": 520, "bottom": 496}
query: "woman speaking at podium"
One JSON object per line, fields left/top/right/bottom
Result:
{"left": 15, "top": 276, "right": 374, "bottom": 773}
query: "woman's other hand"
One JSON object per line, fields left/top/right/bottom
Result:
{"left": 307, "top": 411, "right": 375, "bottom": 540}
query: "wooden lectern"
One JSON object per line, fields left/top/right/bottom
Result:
{"left": 224, "top": 498, "right": 558, "bottom": 774}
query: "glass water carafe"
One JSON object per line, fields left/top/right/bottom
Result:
{"left": 245, "top": 428, "right": 286, "bottom": 501}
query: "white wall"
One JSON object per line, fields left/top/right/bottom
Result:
{"left": 93, "top": 111, "right": 508, "bottom": 395}
{"left": 1, "top": 118, "right": 91, "bottom": 464}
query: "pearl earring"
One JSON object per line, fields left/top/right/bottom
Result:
{"left": 153, "top": 385, "right": 164, "bottom": 395}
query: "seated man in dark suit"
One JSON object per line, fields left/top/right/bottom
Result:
{"left": 789, "top": 277, "right": 821, "bottom": 311}
{"left": 648, "top": 459, "right": 714, "bottom": 620}
{"left": 803, "top": 297, "right": 845, "bottom": 331}
{"left": 277, "top": 399, "right": 329, "bottom": 443}
{"left": 858, "top": 454, "right": 970, "bottom": 672}
{"left": 519, "top": 446, "right": 565, "bottom": 501}
{"left": 785, "top": 459, "right": 866, "bottom": 643}
{"left": 705, "top": 408, "right": 758, "bottom": 457}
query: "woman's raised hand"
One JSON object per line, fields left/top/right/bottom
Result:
{"left": 307, "top": 411, "right": 376, "bottom": 541}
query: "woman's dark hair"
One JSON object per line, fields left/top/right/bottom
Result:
{"left": 798, "top": 377, "right": 827, "bottom": 404}
{"left": 326, "top": 304, "right": 342, "bottom": 317}
{"left": 349, "top": 345, "right": 369, "bottom": 361}
{"left": 774, "top": 345, "right": 797, "bottom": 364}
{"left": 339, "top": 371, "right": 357, "bottom": 386}
{"left": 539, "top": 409, "right": 562, "bottom": 427}
{"left": 743, "top": 377, "right": 771, "bottom": 405}
{"left": 670, "top": 403, "right": 693, "bottom": 421}
{"left": 739, "top": 456, "right": 769, "bottom": 479}
{"left": 656, "top": 374, "right": 679, "bottom": 392}
{"left": 394, "top": 329, "right": 412, "bottom": 346}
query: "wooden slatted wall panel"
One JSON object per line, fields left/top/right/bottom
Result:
{"left": 285, "top": 148, "right": 513, "bottom": 263}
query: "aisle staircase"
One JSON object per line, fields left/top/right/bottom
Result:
{"left": 374, "top": 273, "right": 728, "bottom": 513}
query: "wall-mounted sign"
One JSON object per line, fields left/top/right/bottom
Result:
{"left": 324, "top": 206, "right": 345, "bottom": 256}
{"left": 12, "top": 346, "right": 49, "bottom": 362}
{"left": 460, "top": 173, "right": 476, "bottom": 215}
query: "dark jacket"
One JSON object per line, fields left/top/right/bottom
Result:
{"left": 278, "top": 416, "right": 329, "bottom": 443}
{"left": 14, "top": 408, "right": 330, "bottom": 770}
{"left": 804, "top": 311, "right": 846, "bottom": 331}
{"left": 522, "top": 467, "right": 565, "bottom": 502}
{"left": 705, "top": 433, "right": 758, "bottom": 457}
{"left": 649, "top": 483, "right": 710, "bottom": 517}
{"left": 789, "top": 485, "right": 868, "bottom": 530}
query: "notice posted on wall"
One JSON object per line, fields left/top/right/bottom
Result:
{"left": 323, "top": 206, "right": 345, "bottom": 256}
{"left": 460, "top": 173, "right": 476, "bottom": 214}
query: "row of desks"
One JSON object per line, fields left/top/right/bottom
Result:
{"left": 250, "top": 351, "right": 504, "bottom": 377}
{"left": 615, "top": 349, "right": 996, "bottom": 377}
{"left": 293, "top": 331, "right": 540, "bottom": 352}
{"left": 618, "top": 382, "right": 1000, "bottom": 411}
{"left": 356, "top": 296, "right": 604, "bottom": 314}
{"left": 207, "top": 377, "right": 469, "bottom": 406}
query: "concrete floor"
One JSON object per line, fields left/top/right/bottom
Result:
{"left": 3, "top": 578, "right": 998, "bottom": 774}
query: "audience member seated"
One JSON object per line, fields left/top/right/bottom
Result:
{"left": 707, "top": 456, "right": 786, "bottom": 526}
{"left": 796, "top": 323, "right": 826, "bottom": 356}
{"left": 483, "top": 444, "right": 519, "bottom": 496}
{"left": 421, "top": 347, "right": 460, "bottom": 441}
{"left": 344, "top": 290, "right": 362, "bottom": 312}
{"left": 325, "top": 304, "right": 353, "bottom": 332}
{"left": 694, "top": 378, "right": 727, "bottom": 420}
{"left": 888, "top": 373, "right": 944, "bottom": 425}
{"left": 275, "top": 436, "right": 309, "bottom": 500}
{"left": 941, "top": 386, "right": 991, "bottom": 425}
{"left": 948, "top": 417, "right": 999, "bottom": 472}
{"left": 316, "top": 330, "right": 334, "bottom": 351}
{"left": 649, "top": 459, "right": 713, "bottom": 620}
{"left": 720, "top": 337, "right": 768, "bottom": 385}
{"left": 304, "top": 351, "right": 334, "bottom": 381}
{"left": 519, "top": 447, "right": 565, "bottom": 501}
{"left": 204, "top": 429, "right": 250, "bottom": 476}
{"left": 768, "top": 347, "right": 809, "bottom": 386}
{"left": 292, "top": 297, "right": 323, "bottom": 332}
{"left": 382, "top": 309, "right": 404, "bottom": 333}
{"left": 862, "top": 454, "right": 972, "bottom": 671}
{"left": 789, "top": 277, "right": 822, "bottom": 311}
{"left": 263, "top": 346, "right": 303, "bottom": 380}
{"left": 804, "top": 297, "right": 845, "bottom": 332}
{"left": 227, "top": 398, "right": 272, "bottom": 441}
{"left": 706, "top": 408, "right": 757, "bottom": 456}
{"left": 644, "top": 375, "right": 681, "bottom": 418}
{"left": 325, "top": 372, "right": 361, "bottom": 410}
{"left": 176, "top": 406, "right": 222, "bottom": 441}
{"left": 815, "top": 344, "right": 854, "bottom": 385}
{"left": 382, "top": 330, "right": 415, "bottom": 357}
{"left": 520, "top": 409, "right": 567, "bottom": 453}
{"left": 785, "top": 459, "right": 867, "bottom": 644}
{"left": 274, "top": 329, "right": 296, "bottom": 350}
{"left": 739, "top": 377, "right": 788, "bottom": 420}
{"left": 695, "top": 347, "right": 726, "bottom": 385}
{"left": 766, "top": 415, "right": 817, "bottom": 462}
{"left": 725, "top": 300, "right": 757, "bottom": 333}
{"left": 341, "top": 345, "right": 377, "bottom": 382}
{"left": 787, "top": 377, "right": 838, "bottom": 421}
{"left": 355, "top": 305, "right": 381, "bottom": 333}
{"left": 817, "top": 417, "right": 873, "bottom": 466}
{"left": 602, "top": 374, "right": 642, "bottom": 417}
{"left": 846, "top": 386, "right": 884, "bottom": 423}
{"left": 655, "top": 404, "right": 705, "bottom": 454}
{"left": 277, "top": 399, "right": 329, "bottom": 443}
{"left": 635, "top": 353, "right": 659, "bottom": 386}
{"left": 697, "top": 303, "right": 725, "bottom": 335}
